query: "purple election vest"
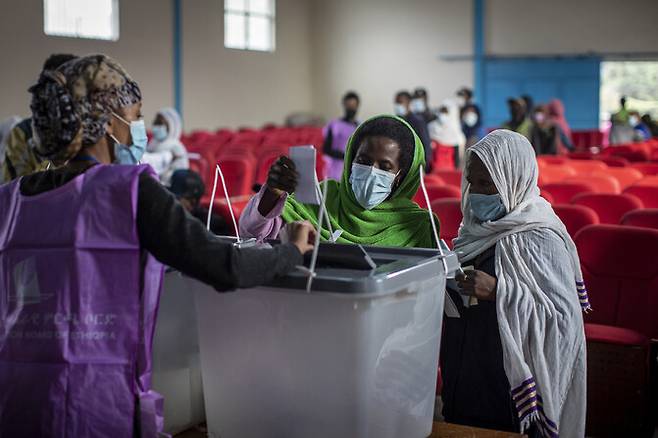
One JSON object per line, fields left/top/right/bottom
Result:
{"left": 0, "top": 164, "right": 166, "bottom": 437}
{"left": 322, "top": 118, "right": 358, "bottom": 180}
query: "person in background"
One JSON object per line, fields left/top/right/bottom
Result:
{"left": 2, "top": 53, "right": 77, "bottom": 181}
{"left": 457, "top": 87, "right": 482, "bottom": 148}
{"left": 412, "top": 87, "right": 438, "bottom": 124}
{"left": 429, "top": 102, "right": 466, "bottom": 167}
{"left": 441, "top": 130, "right": 587, "bottom": 437}
{"left": 521, "top": 94, "right": 534, "bottom": 115}
{"left": 547, "top": 99, "right": 573, "bottom": 146}
{"left": 394, "top": 91, "right": 432, "bottom": 171}
{"left": 641, "top": 114, "right": 658, "bottom": 138}
{"left": 240, "top": 115, "right": 440, "bottom": 248}
{"left": 0, "top": 54, "right": 315, "bottom": 436}
{"left": 609, "top": 96, "right": 635, "bottom": 145}
{"left": 322, "top": 91, "right": 360, "bottom": 180}
{"left": 146, "top": 107, "right": 189, "bottom": 186}
{"left": 530, "top": 104, "right": 574, "bottom": 155}
{"left": 629, "top": 111, "right": 651, "bottom": 141}
{"left": 502, "top": 98, "right": 533, "bottom": 140}
{"left": 0, "top": 115, "right": 21, "bottom": 183}
{"left": 169, "top": 169, "right": 230, "bottom": 235}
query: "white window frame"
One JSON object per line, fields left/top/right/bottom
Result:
{"left": 43, "top": 0, "right": 120, "bottom": 41}
{"left": 224, "top": 0, "right": 276, "bottom": 52}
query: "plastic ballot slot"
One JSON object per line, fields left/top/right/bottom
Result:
{"left": 191, "top": 238, "right": 459, "bottom": 438}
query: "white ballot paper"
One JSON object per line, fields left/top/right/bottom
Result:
{"left": 290, "top": 145, "right": 321, "bottom": 205}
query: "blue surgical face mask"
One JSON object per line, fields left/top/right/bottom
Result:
{"left": 394, "top": 104, "right": 407, "bottom": 117}
{"left": 152, "top": 124, "right": 168, "bottom": 141}
{"left": 110, "top": 112, "right": 147, "bottom": 165}
{"left": 411, "top": 98, "right": 426, "bottom": 113}
{"left": 349, "top": 163, "right": 398, "bottom": 210}
{"left": 469, "top": 193, "right": 506, "bottom": 222}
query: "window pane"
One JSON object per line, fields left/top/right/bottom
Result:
{"left": 247, "top": 15, "right": 273, "bottom": 51}
{"left": 249, "top": 0, "right": 273, "bottom": 16}
{"left": 225, "top": 0, "right": 246, "bottom": 12}
{"left": 44, "top": 0, "right": 118, "bottom": 41}
{"left": 225, "top": 12, "right": 246, "bottom": 49}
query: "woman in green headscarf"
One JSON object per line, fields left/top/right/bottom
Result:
{"left": 239, "top": 115, "right": 439, "bottom": 248}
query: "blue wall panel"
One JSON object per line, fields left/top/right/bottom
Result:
{"left": 482, "top": 57, "right": 601, "bottom": 130}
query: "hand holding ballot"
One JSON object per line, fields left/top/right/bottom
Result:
{"left": 266, "top": 156, "right": 299, "bottom": 196}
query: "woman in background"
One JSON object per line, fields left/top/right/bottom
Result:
{"left": 146, "top": 107, "right": 189, "bottom": 185}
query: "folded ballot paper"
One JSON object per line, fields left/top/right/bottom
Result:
{"left": 289, "top": 146, "right": 321, "bottom": 205}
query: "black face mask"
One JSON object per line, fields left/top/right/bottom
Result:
{"left": 344, "top": 109, "right": 357, "bottom": 121}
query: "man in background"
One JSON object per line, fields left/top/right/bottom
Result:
{"left": 2, "top": 53, "right": 77, "bottom": 181}
{"left": 457, "top": 87, "right": 482, "bottom": 148}
{"left": 502, "top": 97, "right": 533, "bottom": 140}
{"left": 412, "top": 87, "right": 438, "bottom": 124}
{"left": 394, "top": 90, "right": 432, "bottom": 171}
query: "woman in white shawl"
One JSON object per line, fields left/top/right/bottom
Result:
{"left": 429, "top": 100, "right": 466, "bottom": 168}
{"left": 440, "top": 130, "right": 588, "bottom": 438}
{"left": 146, "top": 107, "right": 189, "bottom": 185}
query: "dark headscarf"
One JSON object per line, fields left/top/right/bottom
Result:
{"left": 29, "top": 54, "right": 141, "bottom": 163}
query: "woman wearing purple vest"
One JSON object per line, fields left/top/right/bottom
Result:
{"left": 0, "top": 54, "right": 314, "bottom": 437}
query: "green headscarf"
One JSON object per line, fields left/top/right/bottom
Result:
{"left": 281, "top": 115, "right": 439, "bottom": 248}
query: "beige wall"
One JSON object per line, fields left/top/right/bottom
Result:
{"left": 486, "top": 0, "right": 658, "bottom": 56}
{"left": 309, "top": 0, "right": 474, "bottom": 121}
{"left": 0, "top": 0, "right": 173, "bottom": 124}
{"left": 181, "top": 0, "right": 314, "bottom": 130}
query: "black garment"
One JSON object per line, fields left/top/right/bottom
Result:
{"left": 530, "top": 125, "right": 574, "bottom": 155}
{"left": 440, "top": 246, "right": 539, "bottom": 437}
{"left": 404, "top": 113, "right": 432, "bottom": 171}
{"left": 19, "top": 162, "right": 303, "bottom": 292}
{"left": 191, "top": 206, "right": 231, "bottom": 236}
{"left": 418, "top": 110, "right": 438, "bottom": 124}
{"left": 322, "top": 117, "right": 358, "bottom": 160}
{"left": 459, "top": 103, "right": 482, "bottom": 139}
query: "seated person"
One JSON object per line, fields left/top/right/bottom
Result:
{"left": 240, "top": 115, "right": 439, "bottom": 248}
{"left": 441, "top": 130, "right": 587, "bottom": 437}
{"left": 169, "top": 169, "right": 229, "bottom": 235}
{"left": 146, "top": 107, "right": 189, "bottom": 185}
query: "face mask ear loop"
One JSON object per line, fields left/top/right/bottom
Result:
{"left": 208, "top": 163, "right": 241, "bottom": 242}
{"left": 419, "top": 165, "right": 449, "bottom": 276}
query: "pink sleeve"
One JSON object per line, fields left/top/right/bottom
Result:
{"left": 239, "top": 185, "right": 287, "bottom": 241}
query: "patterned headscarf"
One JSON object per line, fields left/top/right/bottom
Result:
{"left": 29, "top": 54, "right": 141, "bottom": 163}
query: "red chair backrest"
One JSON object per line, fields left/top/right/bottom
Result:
{"left": 623, "top": 186, "right": 658, "bottom": 208}
{"left": 568, "top": 160, "right": 608, "bottom": 174}
{"left": 540, "top": 189, "right": 555, "bottom": 204}
{"left": 423, "top": 174, "right": 446, "bottom": 186}
{"left": 565, "top": 175, "right": 621, "bottom": 194}
{"left": 631, "top": 163, "right": 658, "bottom": 176}
{"left": 567, "top": 152, "right": 596, "bottom": 160}
{"left": 414, "top": 184, "right": 461, "bottom": 208}
{"left": 553, "top": 204, "right": 599, "bottom": 237}
{"left": 432, "top": 169, "right": 462, "bottom": 188}
{"left": 430, "top": 199, "right": 463, "bottom": 248}
{"left": 188, "top": 155, "right": 210, "bottom": 185}
{"left": 621, "top": 209, "right": 658, "bottom": 230}
{"left": 576, "top": 225, "right": 658, "bottom": 339}
{"left": 537, "top": 156, "right": 570, "bottom": 165}
{"left": 542, "top": 182, "right": 595, "bottom": 204}
{"left": 538, "top": 165, "right": 577, "bottom": 184}
{"left": 596, "top": 156, "right": 629, "bottom": 167}
{"left": 592, "top": 168, "right": 643, "bottom": 189}
{"left": 255, "top": 149, "right": 286, "bottom": 185}
{"left": 214, "top": 157, "right": 256, "bottom": 197}
{"left": 571, "top": 193, "right": 644, "bottom": 225}
{"left": 603, "top": 145, "right": 650, "bottom": 162}
{"left": 634, "top": 176, "right": 658, "bottom": 187}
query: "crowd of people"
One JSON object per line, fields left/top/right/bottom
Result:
{"left": 0, "top": 51, "right": 615, "bottom": 438}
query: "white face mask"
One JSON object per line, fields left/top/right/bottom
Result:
{"left": 394, "top": 104, "right": 407, "bottom": 117}
{"left": 349, "top": 163, "right": 398, "bottom": 210}
{"left": 411, "top": 99, "right": 426, "bottom": 113}
{"left": 629, "top": 116, "right": 639, "bottom": 126}
{"left": 463, "top": 111, "right": 478, "bottom": 127}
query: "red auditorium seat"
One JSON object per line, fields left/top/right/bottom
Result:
{"left": 592, "top": 168, "right": 643, "bottom": 189}
{"left": 571, "top": 193, "right": 644, "bottom": 225}
{"left": 537, "top": 156, "right": 569, "bottom": 166}
{"left": 565, "top": 175, "right": 620, "bottom": 194}
{"left": 576, "top": 225, "right": 658, "bottom": 436}
{"left": 423, "top": 174, "right": 446, "bottom": 186}
{"left": 214, "top": 157, "right": 256, "bottom": 197}
{"left": 255, "top": 148, "right": 286, "bottom": 185}
{"left": 542, "top": 182, "right": 595, "bottom": 204}
{"left": 568, "top": 160, "right": 607, "bottom": 174}
{"left": 596, "top": 156, "right": 629, "bottom": 167}
{"left": 552, "top": 204, "right": 599, "bottom": 237}
{"left": 432, "top": 169, "right": 462, "bottom": 188}
{"left": 538, "top": 165, "right": 577, "bottom": 184}
{"left": 602, "top": 145, "right": 650, "bottom": 162}
{"left": 567, "top": 152, "right": 597, "bottom": 160}
{"left": 187, "top": 154, "right": 210, "bottom": 185}
{"left": 413, "top": 184, "right": 461, "bottom": 209}
{"left": 540, "top": 189, "right": 555, "bottom": 204}
{"left": 623, "top": 185, "right": 658, "bottom": 208}
{"left": 430, "top": 199, "right": 462, "bottom": 248}
{"left": 621, "top": 209, "right": 658, "bottom": 229}
{"left": 634, "top": 175, "right": 658, "bottom": 187}
{"left": 631, "top": 162, "right": 658, "bottom": 176}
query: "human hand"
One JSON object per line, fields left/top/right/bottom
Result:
{"left": 280, "top": 221, "right": 316, "bottom": 254}
{"left": 266, "top": 156, "right": 298, "bottom": 197}
{"left": 455, "top": 269, "right": 497, "bottom": 301}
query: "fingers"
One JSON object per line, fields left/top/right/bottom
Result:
{"left": 267, "top": 156, "right": 299, "bottom": 194}
{"left": 284, "top": 221, "right": 317, "bottom": 254}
